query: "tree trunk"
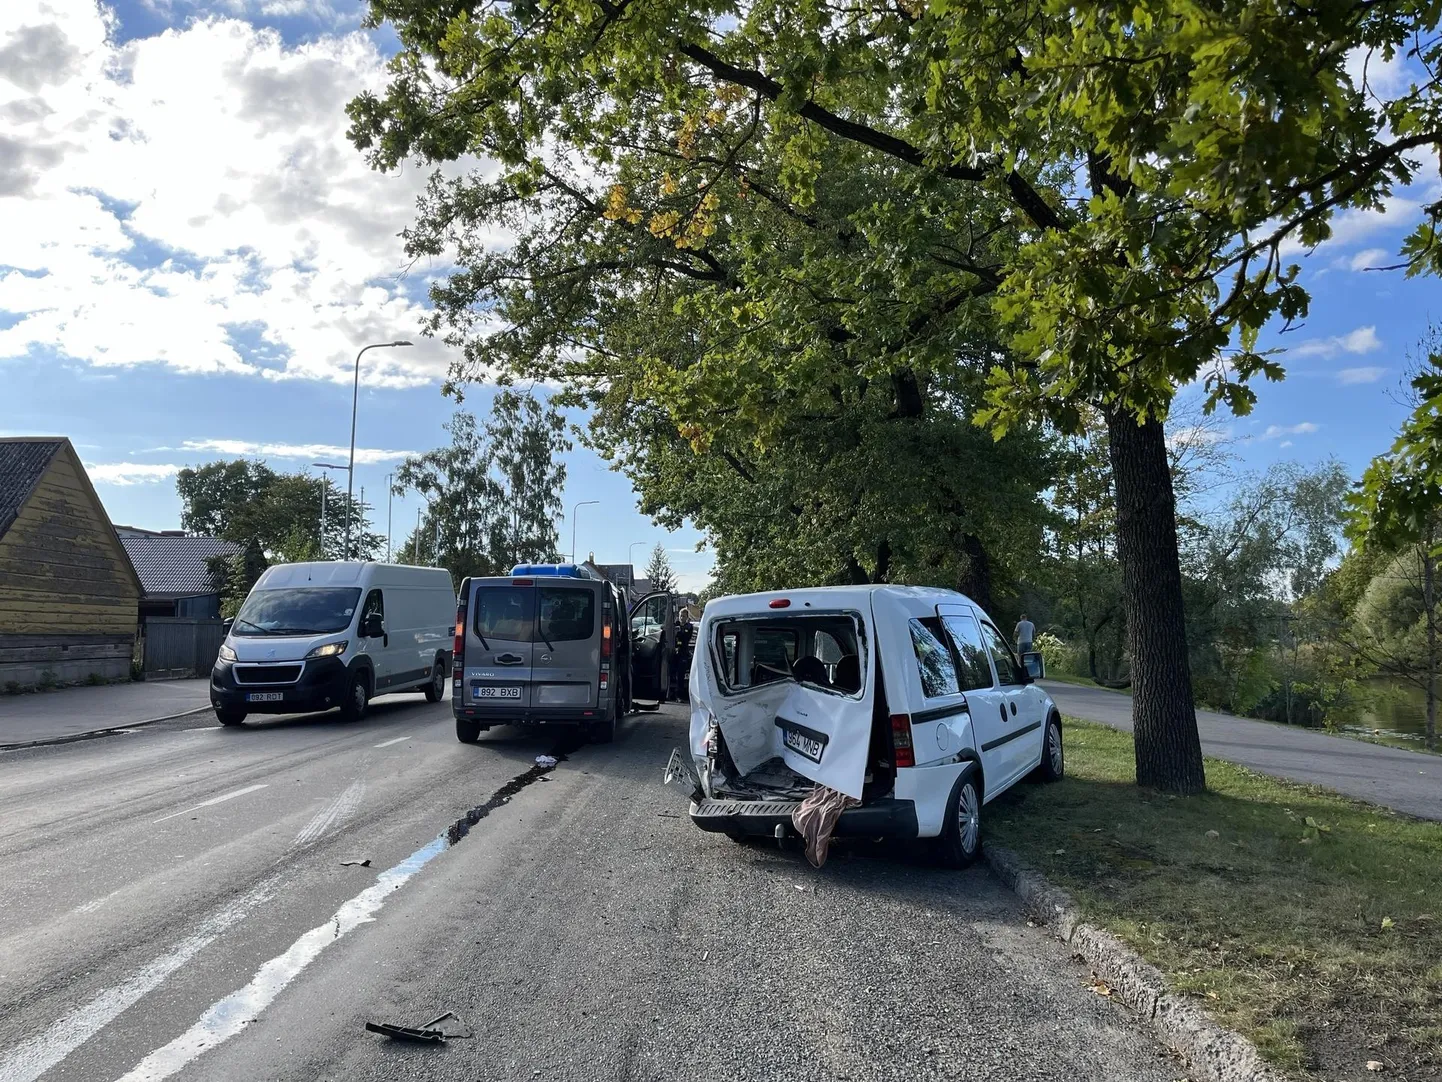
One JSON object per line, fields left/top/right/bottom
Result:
{"left": 1105, "top": 406, "right": 1206, "bottom": 794}
{"left": 1425, "top": 538, "right": 1438, "bottom": 752}
{"left": 956, "top": 532, "right": 994, "bottom": 613}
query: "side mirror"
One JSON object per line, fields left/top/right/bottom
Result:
{"left": 363, "top": 613, "right": 385, "bottom": 638}
{"left": 221, "top": 617, "right": 234, "bottom": 634}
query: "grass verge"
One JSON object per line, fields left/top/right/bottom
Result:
{"left": 989, "top": 718, "right": 1442, "bottom": 1080}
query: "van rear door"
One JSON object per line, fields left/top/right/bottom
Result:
{"left": 531, "top": 583, "right": 599, "bottom": 710}
{"left": 466, "top": 583, "right": 535, "bottom": 708}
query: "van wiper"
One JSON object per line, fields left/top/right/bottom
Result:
{"left": 538, "top": 630, "right": 555, "bottom": 652}
{"left": 233, "top": 618, "right": 275, "bottom": 634}
{"left": 475, "top": 629, "right": 490, "bottom": 650}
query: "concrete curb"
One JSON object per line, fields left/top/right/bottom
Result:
{"left": 985, "top": 844, "right": 1287, "bottom": 1082}
{"left": 0, "top": 705, "right": 213, "bottom": 751}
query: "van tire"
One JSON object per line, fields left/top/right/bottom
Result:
{"left": 216, "top": 707, "right": 246, "bottom": 727}
{"left": 935, "top": 766, "right": 983, "bottom": 869}
{"left": 1035, "top": 713, "right": 1064, "bottom": 782}
{"left": 589, "top": 701, "right": 617, "bottom": 744}
{"left": 340, "top": 669, "right": 370, "bottom": 722}
{"left": 456, "top": 716, "right": 483, "bottom": 743}
{"left": 423, "top": 659, "right": 446, "bottom": 703}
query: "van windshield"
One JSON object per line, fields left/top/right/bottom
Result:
{"left": 232, "top": 588, "right": 362, "bottom": 635}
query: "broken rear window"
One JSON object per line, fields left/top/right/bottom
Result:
{"left": 708, "top": 612, "right": 865, "bottom": 697}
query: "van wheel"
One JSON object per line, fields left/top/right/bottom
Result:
{"left": 1036, "top": 714, "right": 1064, "bottom": 782}
{"left": 935, "top": 768, "right": 983, "bottom": 869}
{"left": 340, "top": 670, "right": 370, "bottom": 722}
{"left": 456, "top": 716, "right": 483, "bottom": 743}
{"left": 423, "top": 660, "right": 446, "bottom": 703}
{"left": 215, "top": 707, "right": 246, "bottom": 727}
{"left": 589, "top": 703, "right": 617, "bottom": 744}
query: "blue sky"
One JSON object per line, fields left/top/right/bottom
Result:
{"left": 1, "top": 0, "right": 1437, "bottom": 594}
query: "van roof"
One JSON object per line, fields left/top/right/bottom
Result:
{"left": 701, "top": 584, "right": 980, "bottom": 618}
{"left": 256, "top": 562, "right": 455, "bottom": 590}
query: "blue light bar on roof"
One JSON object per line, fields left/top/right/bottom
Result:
{"left": 510, "top": 563, "right": 600, "bottom": 580}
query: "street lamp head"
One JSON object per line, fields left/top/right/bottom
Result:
{"left": 391, "top": 340, "right": 413, "bottom": 347}
{"left": 313, "top": 461, "right": 348, "bottom": 470}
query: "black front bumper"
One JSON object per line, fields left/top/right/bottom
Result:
{"left": 211, "top": 657, "right": 350, "bottom": 715}
{"left": 689, "top": 797, "right": 919, "bottom": 839}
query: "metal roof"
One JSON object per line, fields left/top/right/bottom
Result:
{"left": 0, "top": 438, "right": 64, "bottom": 543}
{"left": 120, "top": 535, "right": 242, "bottom": 598}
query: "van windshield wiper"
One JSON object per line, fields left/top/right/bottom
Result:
{"left": 233, "top": 618, "right": 275, "bottom": 635}
{"left": 537, "top": 628, "right": 555, "bottom": 652}
{"left": 475, "top": 628, "right": 490, "bottom": 650}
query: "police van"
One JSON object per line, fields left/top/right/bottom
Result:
{"left": 452, "top": 564, "right": 679, "bottom": 743}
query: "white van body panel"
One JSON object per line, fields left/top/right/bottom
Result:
{"left": 225, "top": 562, "right": 454, "bottom": 692}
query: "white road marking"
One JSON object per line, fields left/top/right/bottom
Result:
{"left": 152, "top": 784, "right": 269, "bottom": 824}
{"left": 0, "top": 878, "right": 277, "bottom": 1082}
{"left": 373, "top": 736, "right": 410, "bottom": 748}
{"left": 181, "top": 726, "right": 215, "bottom": 733}
{"left": 114, "top": 836, "right": 449, "bottom": 1082}
{"left": 289, "top": 779, "right": 365, "bottom": 849}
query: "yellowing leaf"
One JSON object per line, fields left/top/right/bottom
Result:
{"left": 1381, "top": 916, "right": 1395, "bottom": 930}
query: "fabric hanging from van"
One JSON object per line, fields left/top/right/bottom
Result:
{"left": 791, "top": 785, "right": 859, "bottom": 868}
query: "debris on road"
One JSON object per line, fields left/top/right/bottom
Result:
{"left": 364, "top": 1011, "right": 473, "bottom": 1043}
{"left": 364, "top": 1021, "right": 445, "bottom": 1043}
{"left": 340, "top": 859, "right": 371, "bottom": 867}
{"left": 535, "top": 755, "right": 558, "bottom": 767}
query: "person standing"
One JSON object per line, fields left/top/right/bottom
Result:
{"left": 1013, "top": 613, "right": 1035, "bottom": 656}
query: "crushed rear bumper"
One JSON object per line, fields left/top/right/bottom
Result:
{"left": 688, "top": 797, "right": 918, "bottom": 839}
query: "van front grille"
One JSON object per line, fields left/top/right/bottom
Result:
{"left": 235, "top": 665, "right": 302, "bottom": 685}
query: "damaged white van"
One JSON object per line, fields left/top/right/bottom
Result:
{"left": 667, "top": 586, "right": 1063, "bottom": 867}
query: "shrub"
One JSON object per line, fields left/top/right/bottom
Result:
{"left": 1034, "top": 632, "right": 1072, "bottom": 677}
{"left": 4, "top": 680, "right": 21, "bottom": 695}
{"left": 37, "top": 669, "right": 59, "bottom": 690}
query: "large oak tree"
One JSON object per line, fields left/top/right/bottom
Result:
{"left": 350, "top": 0, "right": 1442, "bottom": 792}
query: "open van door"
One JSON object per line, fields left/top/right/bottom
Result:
{"left": 629, "top": 592, "right": 675, "bottom": 702}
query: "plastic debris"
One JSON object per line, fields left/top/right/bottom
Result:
{"left": 364, "top": 1022, "right": 445, "bottom": 1044}
{"left": 340, "top": 859, "right": 371, "bottom": 867}
{"left": 535, "top": 755, "right": 558, "bottom": 767}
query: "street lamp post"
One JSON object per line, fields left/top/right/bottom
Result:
{"left": 628, "top": 541, "right": 645, "bottom": 587}
{"left": 344, "top": 340, "right": 413, "bottom": 558}
{"left": 570, "top": 500, "right": 600, "bottom": 563}
{"left": 313, "top": 462, "right": 347, "bottom": 559}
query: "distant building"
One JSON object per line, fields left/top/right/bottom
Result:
{"left": 120, "top": 534, "right": 241, "bottom": 619}
{"left": 0, "top": 437, "right": 144, "bottom": 686}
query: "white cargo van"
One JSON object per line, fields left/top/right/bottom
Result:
{"left": 668, "top": 585, "right": 1063, "bottom": 866}
{"left": 210, "top": 562, "right": 456, "bottom": 726}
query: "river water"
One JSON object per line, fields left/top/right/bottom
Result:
{"left": 1341, "top": 679, "right": 1437, "bottom": 747}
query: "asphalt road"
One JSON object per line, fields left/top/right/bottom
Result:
{"left": 1, "top": 697, "right": 1179, "bottom": 1082}
{"left": 1043, "top": 680, "right": 1442, "bottom": 820}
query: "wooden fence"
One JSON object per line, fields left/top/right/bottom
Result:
{"left": 142, "top": 617, "right": 225, "bottom": 679}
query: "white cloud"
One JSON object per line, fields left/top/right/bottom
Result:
{"left": 86, "top": 462, "right": 182, "bottom": 485}
{"left": 0, "top": 3, "right": 498, "bottom": 389}
{"left": 1278, "top": 188, "right": 1434, "bottom": 259}
{"left": 1279, "top": 440, "right": 1293, "bottom": 448}
{"left": 1349, "top": 248, "right": 1390, "bottom": 271}
{"left": 1288, "top": 325, "right": 1382, "bottom": 359}
{"left": 1261, "top": 422, "right": 1320, "bottom": 440}
{"left": 179, "top": 438, "right": 413, "bottom": 465}
{"left": 1338, "top": 366, "right": 1385, "bottom": 385}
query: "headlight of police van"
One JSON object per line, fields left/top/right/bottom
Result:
{"left": 304, "top": 641, "right": 348, "bottom": 659}
{"left": 217, "top": 643, "right": 237, "bottom": 662}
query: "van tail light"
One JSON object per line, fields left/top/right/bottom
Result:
{"left": 599, "top": 671, "right": 609, "bottom": 691}
{"left": 452, "top": 584, "right": 469, "bottom": 679}
{"left": 890, "top": 713, "right": 915, "bottom": 768}
{"left": 601, "top": 620, "right": 612, "bottom": 660}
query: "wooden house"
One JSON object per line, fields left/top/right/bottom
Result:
{"left": 0, "top": 438, "right": 143, "bottom": 687}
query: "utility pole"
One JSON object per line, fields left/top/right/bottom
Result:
{"left": 414, "top": 505, "right": 423, "bottom": 563}
{"left": 434, "top": 512, "right": 441, "bottom": 568}
{"left": 385, "top": 472, "right": 394, "bottom": 562}
{"left": 359, "top": 485, "right": 365, "bottom": 560}
{"left": 312, "top": 462, "right": 346, "bottom": 560}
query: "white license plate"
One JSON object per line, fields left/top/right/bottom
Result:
{"left": 782, "top": 726, "right": 825, "bottom": 763}
{"left": 246, "top": 692, "right": 284, "bottom": 703}
{"left": 475, "top": 686, "right": 521, "bottom": 700}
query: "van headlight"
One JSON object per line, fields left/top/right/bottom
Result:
{"left": 218, "top": 643, "right": 237, "bottom": 662}
{"left": 305, "top": 641, "right": 347, "bottom": 659}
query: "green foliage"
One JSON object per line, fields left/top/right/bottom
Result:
{"left": 643, "top": 543, "right": 677, "bottom": 594}
{"left": 215, "top": 540, "right": 270, "bottom": 619}
{"left": 177, "top": 460, "right": 383, "bottom": 560}
{"left": 393, "top": 392, "right": 569, "bottom": 583}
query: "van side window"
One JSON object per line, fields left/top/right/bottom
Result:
{"left": 940, "top": 614, "right": 995, "bottom": 691}
{"left": 361, "top": 589, "right": 384, "bottom": 624}
{"left": 752, "top": 628, "right": 798, "bottom": 685}
{"left": 979, "top": 623, "right": 1023, "bottom": 687}
{"left": 909, "top": 617, "right": 959, "bottom": 699}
